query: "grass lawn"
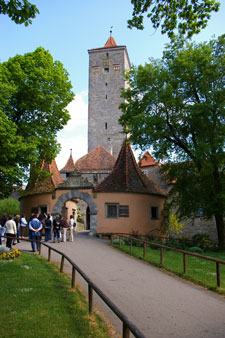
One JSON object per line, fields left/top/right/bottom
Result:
{"left": 112, "top": 243, "right": 225, "bottom": 294}
{"left": 0, "top": 253, "right": 110, "bottom": 338}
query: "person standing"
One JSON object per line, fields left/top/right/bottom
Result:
{"left": 61, "top": 216, "right": 68, "bottom": 242}
{"left": 0, "top": 214, "right": 7, "bottom": 245}
{"left": 44, "top": 214, "right": 52, "bottom": 242}
{"left": 14, "top": 215, "right": 21, "bottom": 244}
{"left": 29, "top": 214, "right": 42, "bottom": 252}
{"left": 5, "top": 215, "right": 17, "bottom": 249}
{"left": 53, "top": 215, "right": 61, "bottom": 243}
{"left": 68, "top": 215, "right": 76, "bottom": 242}
{"left": 20, "top": 215, "right": 27, "bottom": 238}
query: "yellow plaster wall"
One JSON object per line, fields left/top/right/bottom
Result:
{"left": 94, "top": 192, "right": 165, "bottom": 236}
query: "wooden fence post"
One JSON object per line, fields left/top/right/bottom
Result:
{"left": 123, "top": 322, "right": 130, "bottom": 338}
{"left": 216, "top": 262, "right": 220, "bottom": 288}
{"left": 71, "top": 266, "right": 76, "bottom": 289}
{"left": 183, "top": 253, "right": 186, "bottom": 274}
{"left": 39, "top": 242, "right": 42, "bottom": 255}
{"left": 88, "top": 284, "right": 93, "bottom": 314}
{"left": 48, "top": 247, "right": 51, "bottom": 262}
{"left": 160, "top": 247, "right": 163, "bottom": 265}
{"left": 60, "top": 255, "right": 65, "bottom": 273}
{"left": 143, "top": 242, "right": 146, "bottom": 258}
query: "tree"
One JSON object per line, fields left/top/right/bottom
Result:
{"left": 0, "top": 47, "right": 74, "bottom": 196}
{"left": 0, "top": 0, "right": 39, "bottom": 26}
{"left": 128, "top": 0, "right": 220, "bottom": 40}
{"left": 120, "top": 35, "right": 225, "bottom": 246}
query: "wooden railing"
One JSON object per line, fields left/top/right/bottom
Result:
{"left": 2, "top": 236, "right": 146, "bottom": 338}
{"left": 111, "top": 234, "right": 225, "bottom": 288}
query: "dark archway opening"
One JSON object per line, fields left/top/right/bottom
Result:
{"left": 86, "top": 206, "right": 90, "bottom": 230}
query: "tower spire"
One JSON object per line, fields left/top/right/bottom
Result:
{"left": 110, "top": 26, "right": 113, "bottom": 36}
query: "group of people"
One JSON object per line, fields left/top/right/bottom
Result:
{"left": 0, "top": 214, "right": 27, "bottom": 249}
{"left": 0, "top": 213, "right": 76, "bottom": 252}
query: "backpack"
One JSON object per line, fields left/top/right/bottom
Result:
{"left": 45, "top": 218, "right": 52, "bottom": 228}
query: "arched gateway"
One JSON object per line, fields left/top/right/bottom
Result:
{"left": 52, "top": 171, "right": 98, "bottom": 234}
{"left": 52, "top": 190, "right": 97, "bottom": 234}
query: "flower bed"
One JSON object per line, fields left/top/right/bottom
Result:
{"left": 0, "top": 246, "right": 21, "bottom": 260}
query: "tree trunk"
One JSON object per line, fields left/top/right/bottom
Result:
{"left": 215, "top": 214, "right": 224, "bottom": 248}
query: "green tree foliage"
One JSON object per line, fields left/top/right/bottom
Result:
{"left": 120, "top": 35, "right": 225, "bottom": 246}
{"left": 0, "top": 47, "right": 74, "bottom": 197}
{"left": 0, "top": 198, "right": 20, "bottom": 216}
{"left": 0, "top": 0, "right": 39, "bottom": 26}
{"left": 128, "top": 0, "right": 220, "bottom": 40}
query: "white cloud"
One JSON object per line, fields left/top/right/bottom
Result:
{"left": 56, "top": 92, "right": 88, "bottom": 169}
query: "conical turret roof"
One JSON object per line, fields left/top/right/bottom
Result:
{"left": 94, "top": 142, "right": 166, "bottom": 196}
{"left": 104, "top": 35, "right": 117, "bottom": 48}
{"left": 25, "top": 159, "right": 63, "bottom": 195}
{"left": 60, "top": 155, "right": 76, "bottom": 173}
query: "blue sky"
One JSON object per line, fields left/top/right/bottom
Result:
{"left": 1, "top": 0, "right": 224, "bottom": 168}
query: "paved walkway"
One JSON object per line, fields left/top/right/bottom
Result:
{"left": 17, "top": 231, "right": 225, "bottom": 338}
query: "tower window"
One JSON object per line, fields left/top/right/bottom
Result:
{"left": 106, "top": 95, "right": 107, "bottom": 99}
{"left": 114, "top": 65, "right": 120, "bottom": 72}
{"left": 105, "top": 123, "right": 107, "bottom": 129}
{"left": 105, "top": 82, "right": 108, "bottom": 86}
{"left": 106, "top": 52, "right": 109, "bottom": 58}
{"left": 104, "top": 67, "right": 109, "bottom": 73}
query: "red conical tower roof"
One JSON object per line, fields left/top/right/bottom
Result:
{"left": 60, "top": 154, "right": 76, "bottom": 173}
{"left": 104, "top": 35, "right": 117, "bottom": 48}
{"left": 25, "top": 159, "right": 63, "bottom": 195}
{"left": 94, "top": 142, "right": 166, "bottom": 196}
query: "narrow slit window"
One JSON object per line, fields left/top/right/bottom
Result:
{"left": 105, "top": 123, "right": 107, "bottom": 129}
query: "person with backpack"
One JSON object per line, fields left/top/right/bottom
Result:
{"left": 53, "top": 215, "right": 62, "bottom": 243}
{"left": 44, "top": 214, "right": 52, "bottom": 242}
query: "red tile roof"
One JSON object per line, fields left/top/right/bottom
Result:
{"left": 75, "top": 146, "right": 116, "bottom": 171}
{"left": 60, "top": 155, "right": 76, "bottom": 173}
{"left": 25, "top": 159, "right": 63, "bottom": 195}
{"left": 94, "top": 142, "right": 166, "bottom": 196}
{"left": 139, "top": 151, "right": 158, "bottom": 167}
{"left": 104, "top": 36, "right": 117, "bottom": 48}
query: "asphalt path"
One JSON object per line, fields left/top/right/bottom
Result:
{"left": 16, "top": 231, "right": 225, "bottom": 338}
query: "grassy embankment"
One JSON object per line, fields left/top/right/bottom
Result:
{"left": 0, "top": 253, "right": 110, "bottom": 338}
{"left": 112, "top": 242, "right": 225, "bottom": 294}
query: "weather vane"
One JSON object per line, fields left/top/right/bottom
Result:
{"left": 110, "top": 26, "right": 113, "bottom": 36}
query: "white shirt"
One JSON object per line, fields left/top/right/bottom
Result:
{"left": 5, "top": 220, "right": 17, "bottom": 234}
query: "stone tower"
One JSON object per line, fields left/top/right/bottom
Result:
{"left": 88, "top": 34, "right": 130, "bottom": 157}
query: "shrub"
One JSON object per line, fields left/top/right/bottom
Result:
{"left": 187, "top": 247, "right": 204, "bottom": 254}
{"left": 112, "top": 238, "right": 125, "bottom": 245}
{"left": 0, "top": 198, "right": 20, "bottom": 216}
{"left": 192, "top": 233, "right": 214, "bottom": 250}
